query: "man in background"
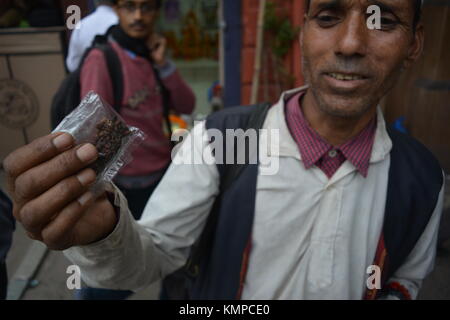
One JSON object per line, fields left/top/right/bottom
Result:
{"left": 66, "top": 0, "right": 118, "bottom": 72}
{"left": 76, "top": 0, "right": 195, "bottom": 299}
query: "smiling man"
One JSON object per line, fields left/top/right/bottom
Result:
{"left": 2, "top": 0, "right": 445, "bottom": 300}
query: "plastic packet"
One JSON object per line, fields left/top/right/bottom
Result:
{"left": 53, "top": 91, "right": 145, "bottom": 194}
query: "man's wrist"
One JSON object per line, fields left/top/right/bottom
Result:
{"left": 106, "top": 191, "right": 120, "bottom": 223}
{"left": 155, "top": 59, "right": 176, "bottom": 78}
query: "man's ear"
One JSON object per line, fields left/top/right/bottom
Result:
{"left": 404, "top": 23, "right": 424, "bottom": 69}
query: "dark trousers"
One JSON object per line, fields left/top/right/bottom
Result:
{"left": 0, "top": 262, "right": 7, "bottom": 300}
{"left": 75, "top": 181, "right": 160, "bottom": 300}
{"left": 120, "top": 183, "right": 159, "bottom": 220}
{"left": 121, "top": 182, "right": 190, "bottom": 300}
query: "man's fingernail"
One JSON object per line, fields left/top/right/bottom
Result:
{"left": 53, "top": 134, "right": 73, "bottom": 150}
{"left": 78, "top": 192, "right": 93, "bottom": 206}
{"left": 76, "top": 144, "right": 97, "bottom": 163}
{"left": 76, "top": 169, "right": 96, "bottom": 186}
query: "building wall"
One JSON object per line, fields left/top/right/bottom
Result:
{"left": 383, "top": 4, "right": 450, "bottom": 173}
{"left": 240, "top": 0, "right": 306, "bottom": 105}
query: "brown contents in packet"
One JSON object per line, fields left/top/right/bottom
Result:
{"left": 90, "top": 116, "right": 131, "bottom": 174}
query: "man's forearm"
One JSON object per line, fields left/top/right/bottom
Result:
{"left": 63, "top": 184, "right": 167, "bottom": 291}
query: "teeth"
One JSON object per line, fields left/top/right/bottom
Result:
{"left": 328, "top": 73, "right": 364, "bottom": 81}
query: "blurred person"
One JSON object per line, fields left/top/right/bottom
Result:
{"left": 78, "top": 0, "right": 195, "bottom": 220}
{"left": 0, "top": 189, "right": 14, "bottom": 300}
{"left": 66, "top": 0, "right": 119, "bottom": 72}
{"left": 75, "top": 0, "right": 195, "bottom": 299}
{"left": 3, "top": 0, "right": 445, "bottom": 300}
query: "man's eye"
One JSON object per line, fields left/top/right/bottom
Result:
{"left": 124, "top": 2, "right": 135, "bottom": 10}
{"left": 380, "top": 17, "right": 399, "bottom": 30}
{"left": 141, "top": 3, "right": 157, "bottom": 12}
{"left": 381, "top": 17, "right": 397, "bottom": 25}
{"left": 316, "top": 14, "right": 340, "bottom": 26}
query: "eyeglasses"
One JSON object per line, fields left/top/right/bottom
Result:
{"left": 118, "top": 1, "right": 158, "bottom": 14}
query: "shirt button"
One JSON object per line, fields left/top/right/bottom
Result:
{"left": 328, "top": 149, "right": 338, "bottom": 158}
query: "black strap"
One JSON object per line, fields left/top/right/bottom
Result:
{"left": 184, "top": 102, "right": 271, "bottom": 277}
{"left": 82, "top": 30, "right": 123, "bottom": 113}
{"left": 150, "top": 61, "right": 174, "bottom": 147}
{"left": 101, "top": 44, "right": 123, "bottom": 113}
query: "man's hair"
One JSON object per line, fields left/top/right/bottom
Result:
{"left": 94, "top": 0, "right": 115, "bottom": 6}
{"left": 110, "top": 0, "right": 162, "bottom": 8}
{"left": 305, "top": 0, "right": 422, "bottom": 29}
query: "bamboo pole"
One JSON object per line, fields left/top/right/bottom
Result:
{"left": 250, "top": 0, "right": 267, "bottom": 104}
{"left": 218, "top": 0, "right": 225, "bottom": 88}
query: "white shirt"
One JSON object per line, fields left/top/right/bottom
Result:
{"left": 64, "top": 87, "right": 444, "bottom": 299}
{"left": 66, "top": 5, "right": 118, "bottom": 72}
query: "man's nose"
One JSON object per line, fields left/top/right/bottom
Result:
{"left": 133, "top": 8, "right": 143, "bottom": 20}
{"left": 335, "top": 13, "right": 368, "bottom": 57}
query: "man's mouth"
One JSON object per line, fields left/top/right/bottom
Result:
{"left": 322, "top": 71, "right": 371, "bottom": 92}
{"left": 130, "top": 23, "right": 146, "bottom": 31}
{"left": 325, "top": 72, "right": 368, "bottom": 81}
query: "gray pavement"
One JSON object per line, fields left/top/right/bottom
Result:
{"left": 7, "top": 224, "right": 161, "bottom": 300}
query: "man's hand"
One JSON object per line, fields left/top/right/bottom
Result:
{"left": 148, "top": 33, "right": 167, "bottom": 67}
{"left": 2, "top": 132, "right": 118, "bottom": 251}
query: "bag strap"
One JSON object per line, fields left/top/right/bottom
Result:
{"left": 184, "top": 102, "right": 271, "bottom": 277}
{"left": 90, "top": 30, "right": 123, "bottom": 113}
{"left": 100, "top": 44, "right": 123, "bottom": 113}
{"left": 149, "top": 60, "right": 174, "bottom": 148}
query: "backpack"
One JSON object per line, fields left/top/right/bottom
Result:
{"left": 51, "top": 34, "right": 123, "bottom": 130}
{"left": 160, "top": 102, "right": 271, "bottom": 299}
{"left": 185, "top": 102, "right": 272, "bottom": 277}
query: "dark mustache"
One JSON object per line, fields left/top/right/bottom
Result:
{"left": 323, "top": 59, "right": 373, "bottom": 77}
{"left": 129, "top": 21, "right": 146, "bottom": 29}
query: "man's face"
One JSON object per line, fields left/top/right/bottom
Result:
{"left": 302, "top": 0, "right": 424, "bottom": 118}
{"left": 115, "top": 0, "right": 159, "bottom": 39}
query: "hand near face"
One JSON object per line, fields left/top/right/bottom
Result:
{"left": 2, "top": 133, "right": 118, "bottom": 251}
{"left": 148, "top": 33, "right": 167, "bottom": 67}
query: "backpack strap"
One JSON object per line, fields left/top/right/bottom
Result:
{"left": 149, "top": 59, "right": 174, "bottom": 147}
{"left": 382, "top": 126, "right": 443, "bottom": 282}
{"left": 99, "top": 43, "right": 123, "bottom": 113}
{"left": 91, "top": 31, "right": 123, "bottom": 113}
{"left": 184, "top": 102, "right": 271, "bottom": 278}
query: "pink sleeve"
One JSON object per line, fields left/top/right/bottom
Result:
{"left": 80, "top": 49, "right": 115, "bottom": 107}
{"left": 163, "top": 70, "right": 196, "bottom": 115}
